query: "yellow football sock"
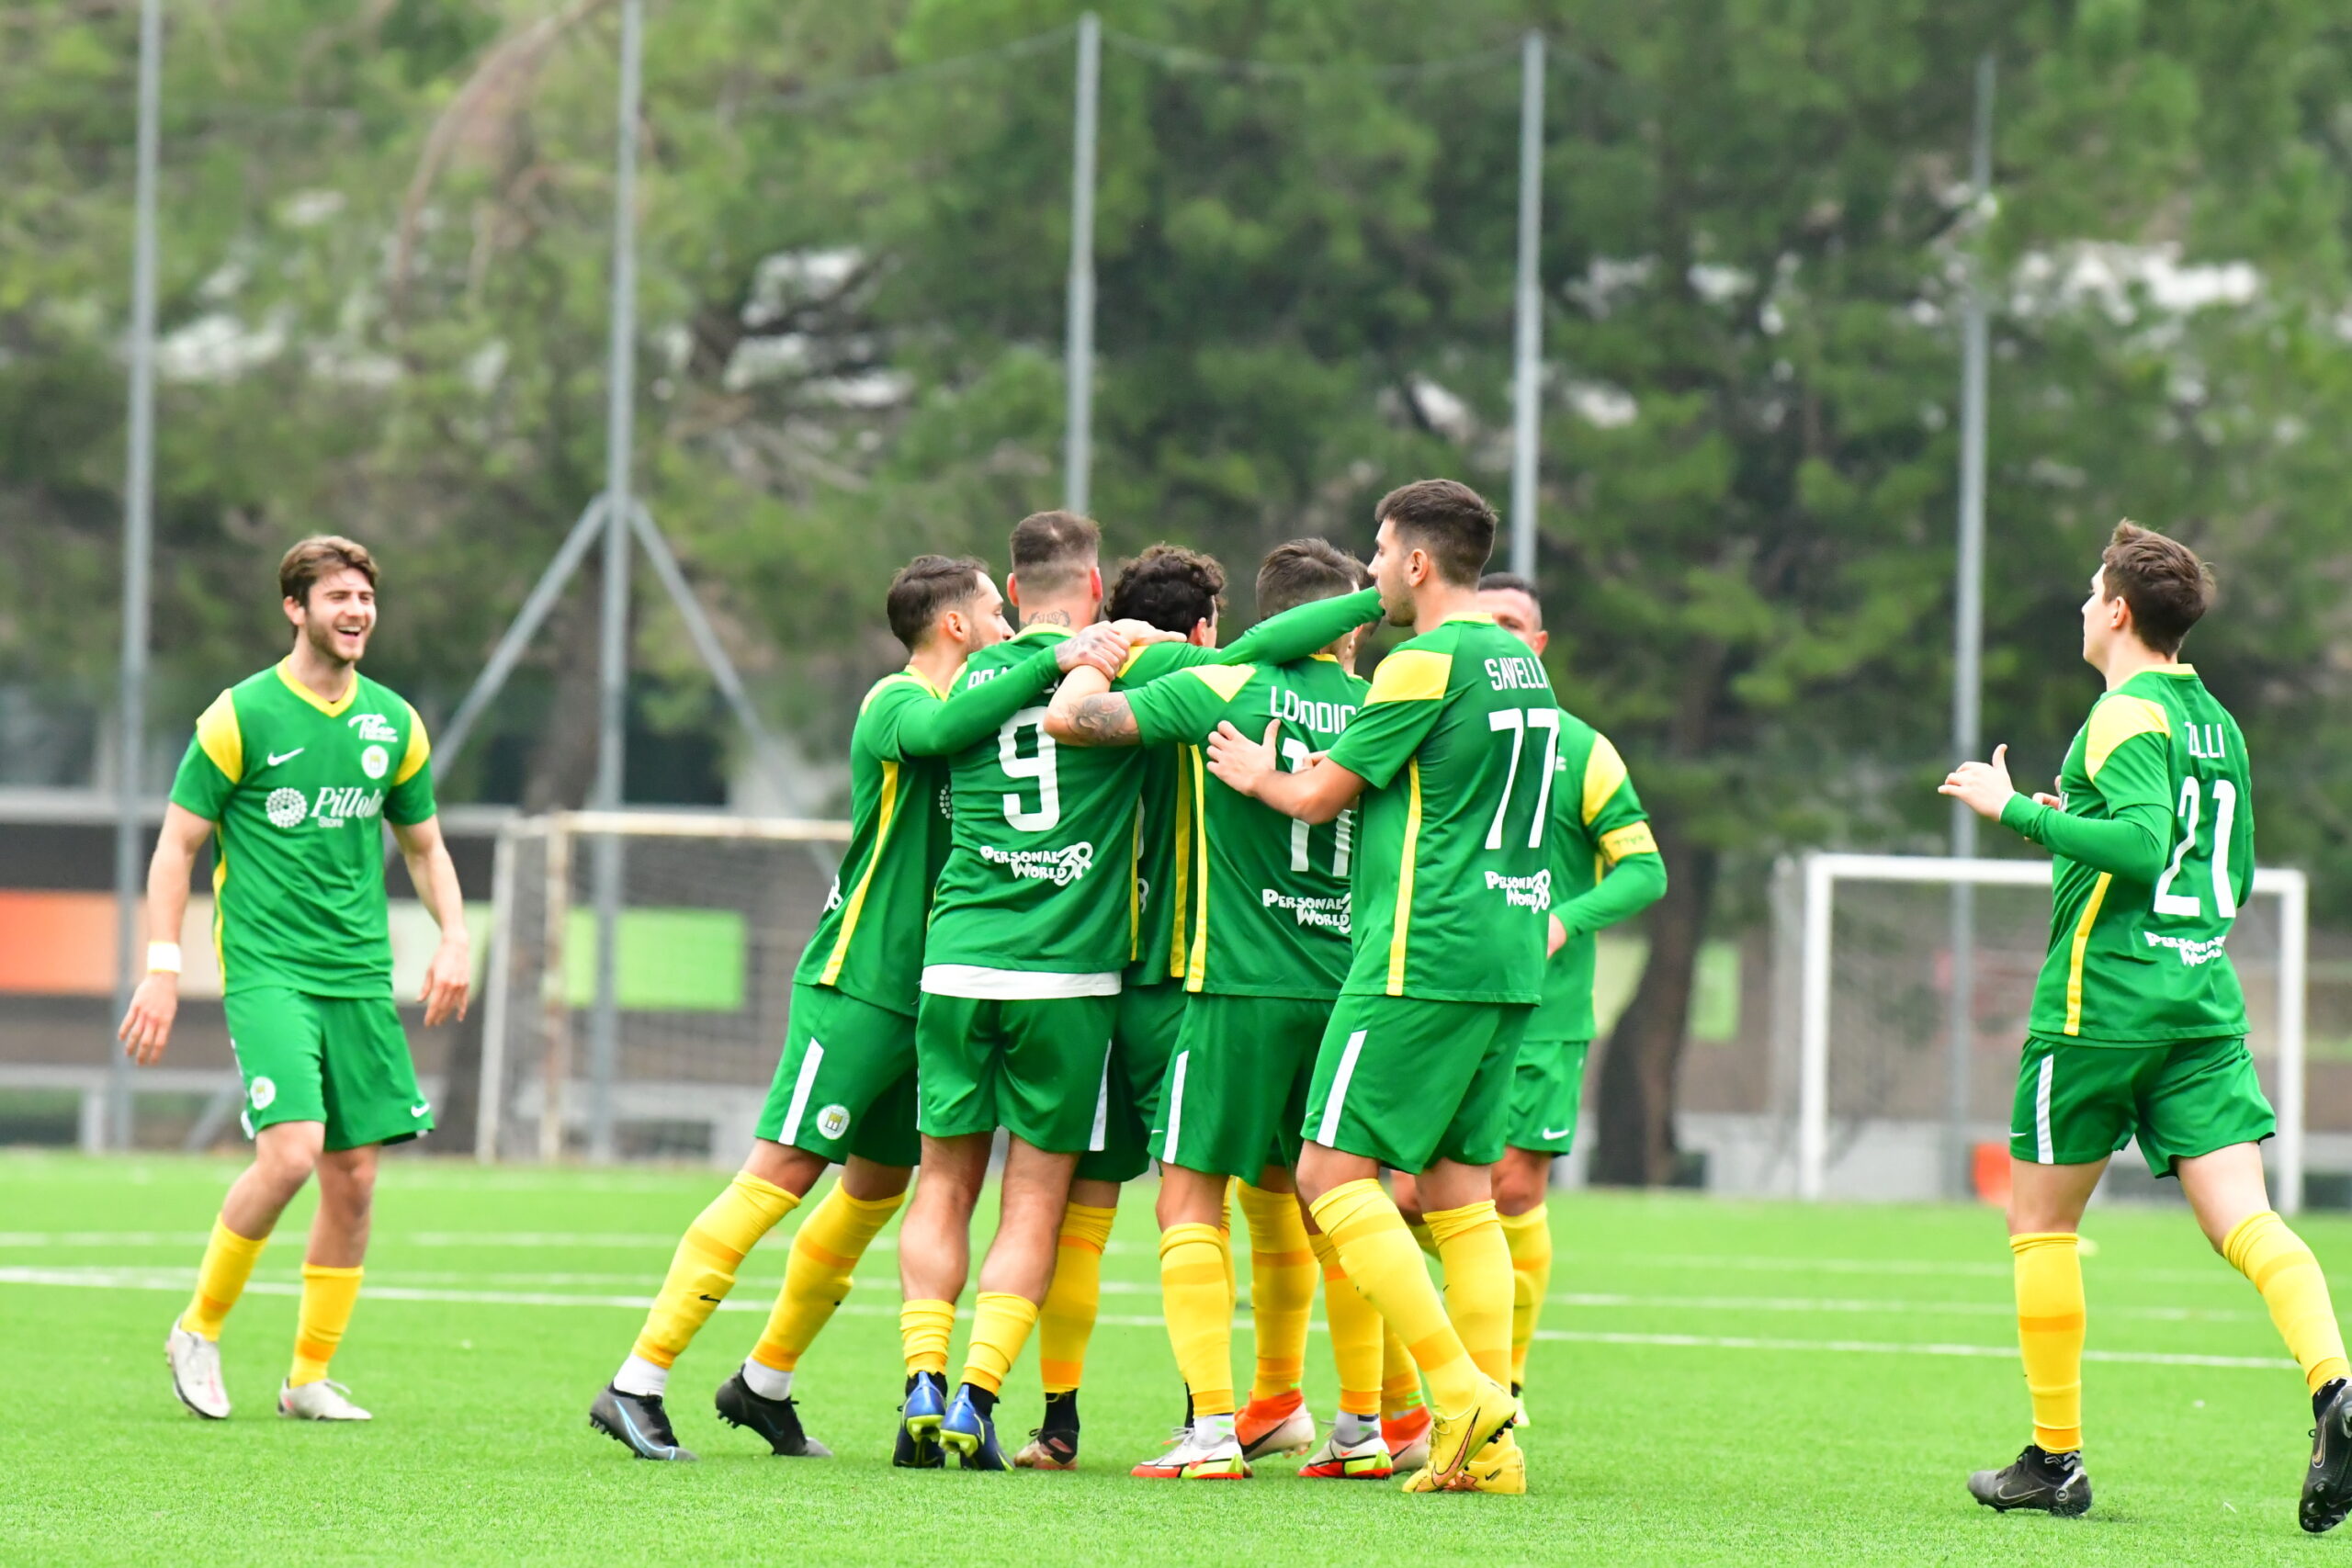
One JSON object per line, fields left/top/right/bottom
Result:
{"left": 629, "top": 1173, "right": 797, "bottom": 1370}
{"left": 1381, "top": 1321, "right": 1424, "bottom": 1416}
{"left": 901, "top": 1298, "right": 956, "bottom": 1377}
{"left": 1426, "top": 1199, "right": 1513, "bottom": 1389}
{"left": 1238, "top": 1182, "right": 1315, "bottom": 1401}
{"left": 1219, "top": 1179, "right": 1237, "bottom": 1302}
{"left": 960, "top": 1292, "right": 1040, "bottom": 1395}
{"left": 749, "top": 1185, "right": 903, "bottom": 1375}
{"left": 1499, "top": 1204, "right": 1552, "bottom": 1387}
{"left": 1036, "top": 1201, "right": 1116, "bottom": 1393}
{"left": 288, "top": 1263, "right": 362, "bottom": 1387}
{"left": 2010, "top": 1231, "right": 2085, "bottom": 1452}
{"left": 1159, "top": 1221, "right": 1237, "bottom": 1416}
{"left": 1408, "top": 1218, "right": 1441, "bottom": 1260}
{"left": 1309, "top": 1179, "right": 1481, "bottom": 1416}
{"left": 2224, "top": 1211, "right": 2351, "bottom": 1393}
{"left": 1309, "top": 1229, "right": 1383, "bottom": 1416}
{"left": 182, "top": 1217, "right": 268, "bottom": 1341}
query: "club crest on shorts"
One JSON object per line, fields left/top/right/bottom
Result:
{"left": 250, "top": 1076, "right": 277, "bottom": 1111}
{"left": 816, "top": 1104, "right": 851, "bottom": 1140}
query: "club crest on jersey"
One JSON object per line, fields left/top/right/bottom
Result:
{"left": 361, "top": 743, "right": 390, "bottom": 780}
{"left": 266, "top": 787, "right": 308, "bottom": 829}
{"left": 1485, "top": 868, "right": 1553, "bottom": 908}
{"left": 349, "top": 712, "right": 400, "bottom": 744}
{"left": 979, "top": 840, "right": 1096, "bottom": 886}
{"left": 816, "top": 1104, "right": 851, "bottom": 1139}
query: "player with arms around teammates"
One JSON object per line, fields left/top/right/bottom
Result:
{"left": 1207, "top": 479, "right": 1549, "bottom": 1495}
{"left": 1942, "top": 522, "right": 2352, "bottom": 1530}
{"left": 586, "top": 556, "right": 1136, "bottom": 1461}
{"left": 124, "top": 536, "right": 472, "bottom": 1424}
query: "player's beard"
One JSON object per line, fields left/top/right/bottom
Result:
{"left": 304, "top": 613, "right": 369, "bottom": 669}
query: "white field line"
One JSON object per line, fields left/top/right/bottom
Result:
{"left": 0, "top": 1266, "right": 2295, "bottom": 1371}
{"left": 1607, "top": 1251, "right": 2246, "bottom": 1288}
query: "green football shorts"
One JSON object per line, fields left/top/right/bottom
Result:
{"left": 916, "top": 989, "right": 1120, "bottom": 1156}
{"left": 1158, "top": 992, "right": 1331, "bottom": 1182}
{"left": 223, "top": 987, "right": 428, "bottom": 1153}
{"left": 2009, "top": 1033, "right": 2275, "bottom": 1178}
{"left": 1301, "top": 995, "right": 1533, "bottom": 1173}
{"left": 1076, "top": 982, "right": 1185, "bottom": 1185}
{"left": 754, "top": 984, "right": 922, "bottom": 1168}
{"left": 1505, "top": 1038, "right": 1591, "bottom": 1156}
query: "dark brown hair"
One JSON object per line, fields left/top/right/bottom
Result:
{"left": 885, "top": 554, "right": 989, "bottom": 651}
{"left": 279, "top": 536, "right": 379, "bottom": 607}
{"left": 1109, "top": 544, "right": 1225, "bottom": 635}
{"left": 1008, "top": 509, "right": 1102, "bottom": 599}
{"left": 1376, "top": 479, "right": 1496, "bottom": 587}
{"left": 2100, "top": 520, "right": 2214, "bottom": 655}
{"left": 1257, "top": 538, "right": 1363, "bottom": 620}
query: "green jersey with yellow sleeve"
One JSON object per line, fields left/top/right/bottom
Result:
{"left": 1529, "top": 718, "right": 1667, "bottom": 1043}
{"left": 1998, "top": 666, "right": 2253, "bottom": 1044}
{"left": 791, "top": 642, "right": 1069, "bottom": 1014}
{"left": 1125, "top": 653, "right": 1370, "bottom": 998}
{"left": 166, "top": 660, "right": 437, "bottom": 998}
{"left": 1321, "top": 615, "right": 1557, "bottom": 1005}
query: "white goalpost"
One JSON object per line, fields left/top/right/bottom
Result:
{"left": 1794, "top": 852, "right": 2308, "bottom": 1211}
{"left": 476, "top": 809, "right": 850, "bottom": 1164}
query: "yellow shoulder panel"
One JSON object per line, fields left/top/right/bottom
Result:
{"left": 395, "top": 702, "right": 433, "bottom": 786}
{"left": 1365, "top": 649, "right": 1450, "bottom": 704}
{"left": 1582, "top": 732, "right": 1629, "bottom": 825}
{"left": 2085, "top": 694, "right": 2170, "bottom": 782}
{"left": 194, "top": 690, "right": 242, "bottom": 783}
{"left": 860, "top": 671, "right": 930, "bottom": 714}
{"left": 1185, "top": 663, "right": 1255, "bottom": 702}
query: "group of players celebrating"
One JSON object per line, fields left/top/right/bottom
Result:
{"left": 125, "top": 483, "right": 2352, "bottom": 1519}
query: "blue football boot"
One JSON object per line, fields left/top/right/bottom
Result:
{"left": 896, "top": 1371, "right": 947, "bottom": 1469}
{"left": 940, "top": 1382, "right": 1010, "bottom": 1471}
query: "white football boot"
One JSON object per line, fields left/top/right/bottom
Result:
{"left": 1299, "top": 1426, "right": 1396, "bottom": 1480}
{"left": 278, "top": 1378, "right": 373, "bottom": 1421}
{"left": 1133, "top": 1424, "right": 1250, "bottom": 1480}
{"left": 165, "top": 1320, "right": 230, "bottom": 1419}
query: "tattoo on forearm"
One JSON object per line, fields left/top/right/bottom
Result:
{"left": 1067, "top": 694, "right": 1138, "bottom": 744}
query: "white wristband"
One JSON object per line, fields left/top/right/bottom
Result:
{"left": 146, "top": 942, "right": 183, "bottom": 976}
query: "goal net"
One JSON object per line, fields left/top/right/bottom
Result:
{"left": 475, "top": 811, "right": 848, "bottom": 1164}
{"left": 1782, "top": 852, "right": 2308, "bottom": 1210}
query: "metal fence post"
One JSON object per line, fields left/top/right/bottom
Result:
{"left": 1508, "top": 29, "right": 1544, "bottom": 582}
{"left": 1062, "top": 12, "right": 1101, "bottom": 515}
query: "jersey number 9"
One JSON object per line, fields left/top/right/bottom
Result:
{"left": 999, "top": 709, "right": 1061, "bottom": 832}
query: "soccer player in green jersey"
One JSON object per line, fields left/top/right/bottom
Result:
{"left": 121, "top": 536, "right": 471, "bottom": 1425}
{"left": 1048, "top": 538, "right": 1381, "bottom": 1481}
{"left": 1941, "top": 522, "right": 2352, "bottom": 1529}
{"left": 1207, "top": 479, "right": 1548, "bottom": 1495}
{"left": 588, "top": 555, "right": 1133, "bottom": 1462}
{"left": 898, "top": 512, "right": 1382, "bottom": 1470}
{"left": 1391, "top": 572, "right": 1667, "bottom": 1413}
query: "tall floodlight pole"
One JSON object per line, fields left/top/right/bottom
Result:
{"left": 107, "top": 0, "right": 165, "bottom": 1151}
{"left": 1508, "top": 30, "right": 1545, "bottom": 582}
{"left": 1062, "top": 12, "right": 1101, "bottom": 515}
{"left": 1945, "top": 53, "right": 1996, "bottom": 1197}
{"left": 587, "top": 0, "right": 644, "bottom": 1165}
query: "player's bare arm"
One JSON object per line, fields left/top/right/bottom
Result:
{"left": 391, "top": 815, "right": 471, "bottom": 1028}
{"left": 118, "top": 802, "right": 215, "bottom": 1066}
{"left": 1206, "top": 717, "right": 1364, "bottom": 824}
{"left": 1043, "top": 663, "right": 1139, "bottom": 747}
{"left": 1939, "top": 742, "right": 2018, "bottom": 820}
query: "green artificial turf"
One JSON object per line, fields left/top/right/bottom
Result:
{"left": 2, "top": 1149, "right": 2344, "bottom": 1565}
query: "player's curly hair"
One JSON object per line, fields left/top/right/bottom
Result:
{"left": 1375, "top": 479, "right": 1496, "bottom": 587}
{"left": 2101, "top": 520, "right": 2214, "bottom": 656}
{"left": 1109, "top": 544, "right": 1225, "bottom": 637}
{"left": 278, "top": 536, "right": 378, "bottom": 608}
{"left": 885, "top": 554, "right": 989, "bottom": 651}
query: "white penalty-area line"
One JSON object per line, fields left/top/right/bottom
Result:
{"left": 0, "top": 1266, "right": 2295, "bottom": 1372}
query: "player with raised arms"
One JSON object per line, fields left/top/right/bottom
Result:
{"left": 588, "top": 555, "right": 1134, "bottom": 1461}
{"left": 1391, "top": 571, "right": 1667, "bottom": 1416}
{"left": 1046, "top": 536, "right": 1387, "bottom": 1481}
{"left": 896, "top": 511, "right": 1382, "bottom": 1470}
{"left": 127, "top": 536, "right": 471, "bottom": 1424}
{"left": 1941, "top": 522, "right": 2352, "bottom": 1529}
{"left": 1206, "top": 479, "right": 1548, "bottom": 1495}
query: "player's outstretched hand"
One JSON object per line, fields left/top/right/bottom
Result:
{"left": 420, "top": 937, "right": 471, "bottom": 1028}
{"left": 119, "top": 973, "right": 178, "bottom": 1066}
{"left": 1939, "top": 742, "right": 2018, "bottom": 820}
{"left": 1205, "top": 718, "right": 1281, "bottom": 798}
{"left": 1058, "top": 622, "right": 1130, "bottom": 678}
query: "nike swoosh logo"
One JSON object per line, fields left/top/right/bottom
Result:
{"left": 410, "top": 1102, "right": 431, "bottom": 1118}
{"left": 1541, "top": 1127, "right": 1573, "bottom": 1139}
{"left": 268, "top": 749, "right": 305, "bottom": 766}
{"left": 696, "top": 1294, "right": 723, "bottom": 1303}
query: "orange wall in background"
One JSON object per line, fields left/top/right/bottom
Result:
{"left": 0, "top": 891, "right": 121, "bottom": 996}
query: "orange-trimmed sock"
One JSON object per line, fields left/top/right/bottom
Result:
{"left": 901, "top": 1298, "right": 956, "bottom": 1378}
{"left": 1237, "top": 1182, "right": 1314, "bottom": 1402}
{"left": 747, "top": 1184, "right": 903, "bottom": 1386}
{"left": 1498, "top": 1203, "right": 1552, "bottom": 1388}
{"left": 2011, "top": 1231, "right": 2084, "bottom": 1452}
{"left": 288, "top": 1264, "right": 362, "bottom": 1387}
{"left": 1308, "top": 1179, "right": 1481, "bottom": 1416}
{"left": 1309, "top": 1229, "right": 1382, "bottom": 1416}
{"left": 182, "top": 1216, "right": 267, "bottom": 1341}
{"left": 959, "top": 1292, "right": 1040, "bottom": 1395}
{"left": 1159, "top": 1222, "right": 1237, "bottom": 1416}
{"left": 1037, "top": 1202, "right": 1116, "bottom": 1394}
{"left": 1426, "top": 1199, "right": 1512, "bottom": 1389}
{"left": 2224, "top": 1210, "right": 2352, "bottom": 1393}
